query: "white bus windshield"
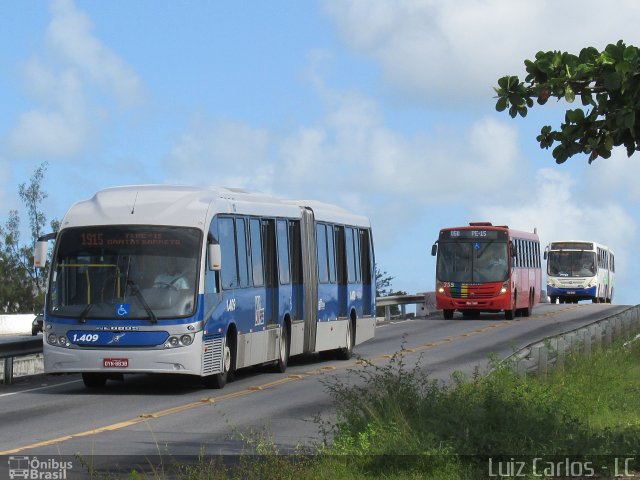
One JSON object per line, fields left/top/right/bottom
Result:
{"left": 50, "top": 226, "right": 201, "bottom": 319}
{"left": 436, "top": 240, "right": 508, "bottom": 283}
{"left": 547, "top": 251, "right": 596, "bottom": 277}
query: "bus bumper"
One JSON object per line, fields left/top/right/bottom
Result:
{"left": 43, "top": 333, "right": 205, "bottom": 376}
{"left": 435, "top": 294, "right": 511, "bottom": 312}
{"left": 547, "top": 286, "right": 596, "bottom": 301}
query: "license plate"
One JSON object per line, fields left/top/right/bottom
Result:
{"left": 466, "top": 301, "right": 478, "bottom": 305}
{"left": 567, "top": 291, "right": 575, "bottom": 295}
{"left": 103, "top": 358, "right": 128, "bottom": 368}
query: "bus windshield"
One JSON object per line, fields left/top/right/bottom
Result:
{"left": 50, "top": 226, "right": 202, "bottom": 319}
{"left": 547, "top": 251, "right": 596, "bottom": 277}
{"left": 436, "top": 240, "right": 508, "bottom": 283}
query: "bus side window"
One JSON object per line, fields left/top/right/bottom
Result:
{"left": 327, "top": 224, "right": 336, "bottom": 283}
{"left": 289, "top": 220, "right": 303, "bottom": 285}
{"left": 335, "top": 226, "right": 346, "bottom": 285}
{"left": 276, "top": 219, "right": 290, "bottom": 285}
{"left": 345, "top": 227, "right": 356, "bottom": 283}
{"left": 219, "top": 217, "right": 239, "bottom": 289}
{"left": 360, "top": 229, "right": 372, "bottom": 285}
{"left": 249, "top": 218, "right": 264, "bottom": 286}
{"left": 236, "top": 218, "right": 250, "bottom": 288}
{"left": 316, "top": 223, "right": 329, "bottom": 283}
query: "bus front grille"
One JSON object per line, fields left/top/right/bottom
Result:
{"left": 449, "top": 284, "right": 500, "bottom": 299}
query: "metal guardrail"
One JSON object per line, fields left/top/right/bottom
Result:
{"left": 376, "top": 293, "right": 436, "bottom": 321}
{"left": 0, "top": 337, "right": 43, "bottom": 384}
{"left": 499, "top": 305, "right": 640, "bottom": 376}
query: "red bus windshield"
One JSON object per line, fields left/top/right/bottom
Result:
{"left": 436, "top": 240, "right": 508, "bottom": 283}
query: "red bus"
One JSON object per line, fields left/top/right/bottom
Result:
{"left": 431, "top": 222, "right": 542, "bottom": 320}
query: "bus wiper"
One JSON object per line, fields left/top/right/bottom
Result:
{"left": 127, "top": 280, "right": 158, "bottom": 324}
{"left": 77, "top": 303, "right": 94, "bottom": 324}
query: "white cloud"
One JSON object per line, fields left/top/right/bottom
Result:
{"left": 9, "top": 67, "right": 88, "bottom": 157}
{"left": 165, "top": 119, "right": 274, "bottom": 192}
{"left": 7, "top": 0, "right": 144, "bottom": 158}
{"left": 324, "top": 0, "right": 640, "bottom": 104}
{"left": 474, "top": 168, "right": 637, "bottom": 294}
{"left": 584, "top": 148, "right": 640, "bottom": 203}
{"left": 46, "top": 0, "right": 144, "bottom": 107}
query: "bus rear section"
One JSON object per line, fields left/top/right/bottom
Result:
{"left": 431, "top": 222, "right": 541, "bottom": 320}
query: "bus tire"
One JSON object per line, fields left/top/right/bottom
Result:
{"left": 443, "top": 309, "right": 454, "bottom": 320}
{"left": 505, "top": 293, "right": 517, "bottom": 320}
{"left": 522, "top": 291, "right": 533, "bottom": 317}
{"left": 82, "top": 372, "right": 107, "bottom": 388}
{"left": 272, "top": 320, "right": 290, "bottom": 373}
{"left": 336, "top": 317, "right": 354, "bottom": 360}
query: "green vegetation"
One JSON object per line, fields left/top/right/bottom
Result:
{"left": 314, "top": 340, "right": 640, "bottom": 478}
{"left": 495, "top": 40, "right": 640, "bottom": 164}
{"left": 0, "top": 161, "right": 57, "bottom": 313}
{"left": 115, "top": 336, "right": 640, "bottom": 479}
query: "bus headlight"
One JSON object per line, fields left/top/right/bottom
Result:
{"left": 436, "top": 282, "right": 445, "bottom": 294}
{"left": 47, "top": 333, "right": 58, "bottom": 345}
{"left": 58, "top": 336, "right": 69, "bottom": 347}
{"left": 500, "top": 282, "right": 508, "bottom": 295}
{"left": 165, "top": 334, "right": 195, "bottom": 348}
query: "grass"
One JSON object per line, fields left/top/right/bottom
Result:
{"left": 98, "top": 335, "right": 640, "bottom": 479}
{"left": 311, "top": 338, "right": 640, "bottom": 479}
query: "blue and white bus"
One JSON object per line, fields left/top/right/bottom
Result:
{"left": 34, "top": 186, "right": 376, "bottom": 388}
{"left": 544, "top": 241, "right": 615, "bottom": 304}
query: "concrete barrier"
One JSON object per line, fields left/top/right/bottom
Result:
{"left": 0, "top": 314, "right": 35, "bottom": 335}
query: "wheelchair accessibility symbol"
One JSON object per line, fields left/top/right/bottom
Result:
{"left": 116, "top": 304, "right": 130, "bottom": 317}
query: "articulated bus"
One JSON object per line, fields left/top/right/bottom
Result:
{"left": 431, "top": 222, "right": 542, "bottom": 320}
{"left": 34, "top": 186, "right": 376, "bottom": 389}
{"left": 544, "top": 241, "right": 615, "bottom": 304}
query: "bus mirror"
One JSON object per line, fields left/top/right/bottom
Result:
{"left": 34, "top": 240, "right": 48, "bottom": 268}
{"left": 431, "top": 244, "right": 437, "bottom": 256}
{"left": 543, "top": 251, "right": 547, "bottom": 260}
{"left": 208, "top": 243, "right": 221, "bottom": 271}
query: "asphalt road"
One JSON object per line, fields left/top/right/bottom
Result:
{"left": 0, "top": 303, "right": 631, "bottom": 476}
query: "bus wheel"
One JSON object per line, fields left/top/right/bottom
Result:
{"left": 443, "top": 309, "right": 454, "bottom": 320}
{"left": 82, "top": 373, "right": 107, "bottom": 388}
{"left": 272, "top": 322, "right": 290, "bottom": 373}
{"left": 204, "top": 338, "right": 233, "bottom": 389}
{"left": 336, "top": 318, "right": 354, "bottom": 360}
{"left": 505, "top": 294, "right": 517, "bottom": 320}
{"left": 522, "top": 293, "right": 533, "bottom": 317}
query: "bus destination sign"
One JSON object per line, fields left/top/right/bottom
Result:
{"left": 441, "top": 229, "right": 502, "bottom": 240}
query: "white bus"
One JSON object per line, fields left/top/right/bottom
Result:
{"left": 34, "top": 186, "right": 376, "bottom": 389}
{"left": 544, "top": 241, "right": 615, "bottom": 304}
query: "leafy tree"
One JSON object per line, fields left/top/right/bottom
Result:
{"left": 375, "top": 265, "right": 394, "bottom": 298}
{"left": 494, "top": 40, "right": 640, "bottom": 163}
{"left": 375, "top": 265, "right": 407, "bottom": 317}
{"left": 0, "top": 162, "right": 56, "bottom": 313}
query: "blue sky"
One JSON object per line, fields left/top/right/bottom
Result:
{"left": 1, "top": 0, "right": 640, "bottom": 305}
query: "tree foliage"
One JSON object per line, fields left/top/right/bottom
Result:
{"left": 494, "top": 40, "right": 640, "bottom": 164}
{"left": 375, "top": 265, "right": 395, "bottom": 298}
{"left": 0, "top": 162, "right": 56, "bottom": 313}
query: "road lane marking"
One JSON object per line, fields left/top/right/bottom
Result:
{"left": 0, "top": 318, "right": 521, "bottom": 455}
{"left": 0, "top": 379, "right": 82, "bottom": 397}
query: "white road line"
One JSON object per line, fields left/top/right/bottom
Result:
{"left": 0, "top": 379, "right": 82, "bottom": 397}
